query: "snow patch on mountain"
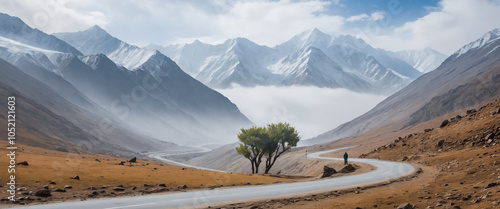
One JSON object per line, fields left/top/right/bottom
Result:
{"left": 0, "top": 36, "right": 64, "bottom": 71}
{"left": 0, "top": 13, "right": 82, "bottom": 56}
{"left": 450, "top": 28, "right": 500, "bottom": 60}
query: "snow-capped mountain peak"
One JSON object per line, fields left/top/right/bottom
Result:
{"left": 55, "top": 25, "right": 122, "bottom": 55}
{"left": 0, "top": 13, "right": 82, "bottom": 56}
{"left": 277, "top": 28, "right": 333, "bottom": 53}
{"left": 450, "top": 28, "right": 500, "bottom": 60}
{"left": 56, "top": 25, "right": 159, "bottom": 70}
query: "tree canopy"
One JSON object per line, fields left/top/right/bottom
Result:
{"left": 236, "top": 122, "right": 301, "bottom": 174}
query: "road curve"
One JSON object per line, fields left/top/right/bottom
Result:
{"left": 15, "top": 147, "right": 416, "bottom": 209}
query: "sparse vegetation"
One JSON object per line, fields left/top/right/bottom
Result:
{"left": 236, "top": 122, "right": 301, "bottom": 174}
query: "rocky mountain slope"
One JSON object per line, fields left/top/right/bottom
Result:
{"left": 0, "top": 57, "right": 174, "bottom": 156}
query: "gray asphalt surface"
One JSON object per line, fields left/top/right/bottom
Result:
{"left": 14, "top": 147, "right": 415, "bottom": 209}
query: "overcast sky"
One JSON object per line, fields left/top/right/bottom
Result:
{"left": 1, "top": 0, "right": 500, "bottom": 54}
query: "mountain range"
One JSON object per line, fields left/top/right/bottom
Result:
{"left": 149, "top": 28, "right": 446, "bottom": 94}
{"left": 0, "top": 13, "right": 251, "bottom": 150}
{"left": 183, "top": 27, "right": 500, "bottom": 172}
{"left": 307, "top": 28, "right": 500, "bottom": 145}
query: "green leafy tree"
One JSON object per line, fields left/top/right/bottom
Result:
{"left": 236, "top": 126, "right": 269, "bottom": 174}
{"left": 264, "top": 122, "right": 301, "bottom": 174}
{"left": 236, "top": 123, "right": 301, "bottom": 174}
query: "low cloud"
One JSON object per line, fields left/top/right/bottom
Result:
{"left": 217, "top": 86, "right": 387, "bottom": 140}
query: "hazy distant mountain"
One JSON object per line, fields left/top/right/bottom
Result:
{"left": 55, "top": 25, "right": 253, "bottom": 145}
{"left": 0, "top": 57, "right": 178, "bottom": 156}
{"left": 0, "top": 23, "right": 97, "bottom": 111}
{"left": 152, "top": 28, "right": 422, "bottom": 94}
{"left": 394, "top": 48, "right": 447, "bottom": 73}
{"left": 269, "top": 46, "right": 372, "bottom": 91}
{"left": 307, "top": 28, "right": 500, "bottom": 145}
{"left": 194, "top": 38, "right": 278, "bottom": 88}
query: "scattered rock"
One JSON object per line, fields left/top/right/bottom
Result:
{"left": 402, "top": 156, "right": 409, "bottom": 161}
{"left": 16, "top": 161, "right": 29, "bottom": 166}
{"left": 451, "top": 206, "right": 461, "bottom": 209}
{"left": 485, "top": 182, "right": 498, "bottom": 188}
{"left": 34, "top": 190, "right": 52, "bottom": 197}
{"left": 64, "top": 185, "right": 72, "bottom": 189}
{"left": 101, "top": 186, "right": 107, "bottom": 189}
{"left": 119, "top": 161, "right": 126, "bottom": 165}
{"left": 17, "top": 196, "right": 33, "bottom": 201}
{"left": 177, "top": 185, "right": 187, "bottom": 189}
{"left": 70, "top": 175, "right": 80, "bottom": 180}
{"left": 55, "top": 188, "right": 66, "bottom": 192}
{"left": 49, "top": 181, "right": 56, "bottom": 185}
{"left": 396, "top": 203, "right": 414, "bottom": 209}
{"left": 417, "top": 168, "right": 424, "bottom": 174}
{"left": 159, "top": 183, "right": 167, "bottom": 187}
{"left": 437, "top": 139, "right": 445, "bottom": 148}
{"left": 321, "top": 166, "right": 337, "bottom": 178}
{"left": 466, "top": 109, "right": 477, "bottom": 114}
{"left": 339, "top": 164, "right": 356, "bottom": 173}
{"left": 462, "top": 194, "right": 471, "bottom": 200}
{"left": 43, "top": 185, "right": 49, "bottom": 189}
{"left": 440, "top": 119, "right": 450, "bottom": 128}
{"left": 113, "top": 187, "right": 125, "bottom": 191}
{"left": 129, "top": 157, "right": 137, "bottom": 163}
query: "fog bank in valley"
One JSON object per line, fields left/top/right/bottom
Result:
{"left": 217, "top": 86, "right": 387, "bottom": 139}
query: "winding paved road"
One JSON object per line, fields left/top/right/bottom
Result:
{"left": 15, "top": 147, "right": 415, "bottom": 209}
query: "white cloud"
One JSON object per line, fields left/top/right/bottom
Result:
{"left": 217, "top": 86, "right": 386, "bottom": 139}
{"left": 2, "top": 0, "right": 498, "bottom": 54}
{"left": 347, "top": 14, "right": 369, "bottom": 22}
{"left": 213, "top": 0, "right": 345, "bottom": 46}
{"left": 359, "top": 0, "right": 500, "bottom": 54}
{"left": 0, "top": 0, "right": 108, "bottom": 33}
{"left": 0, "top": 0, "right": 348, "bottom": 47}
{"left": 347, "top": 12, "right": 385, "bottom": 22}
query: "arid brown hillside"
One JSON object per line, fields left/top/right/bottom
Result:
{"left": 0, "top": 142, "right": 299, "bottom": 206}
{"left": 216, "top": 100, "right": 500, "bottom": 209}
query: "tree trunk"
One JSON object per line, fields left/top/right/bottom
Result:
{"left": 251, "top": 160, "right": 255, "bottom": 174}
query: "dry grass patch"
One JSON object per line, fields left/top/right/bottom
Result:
{"left": 0, "top": 142, "right": 297, "bottom": 205}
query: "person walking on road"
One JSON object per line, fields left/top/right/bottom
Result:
{"left": 343, "top": 152, "right": 348, "bottom": 165}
